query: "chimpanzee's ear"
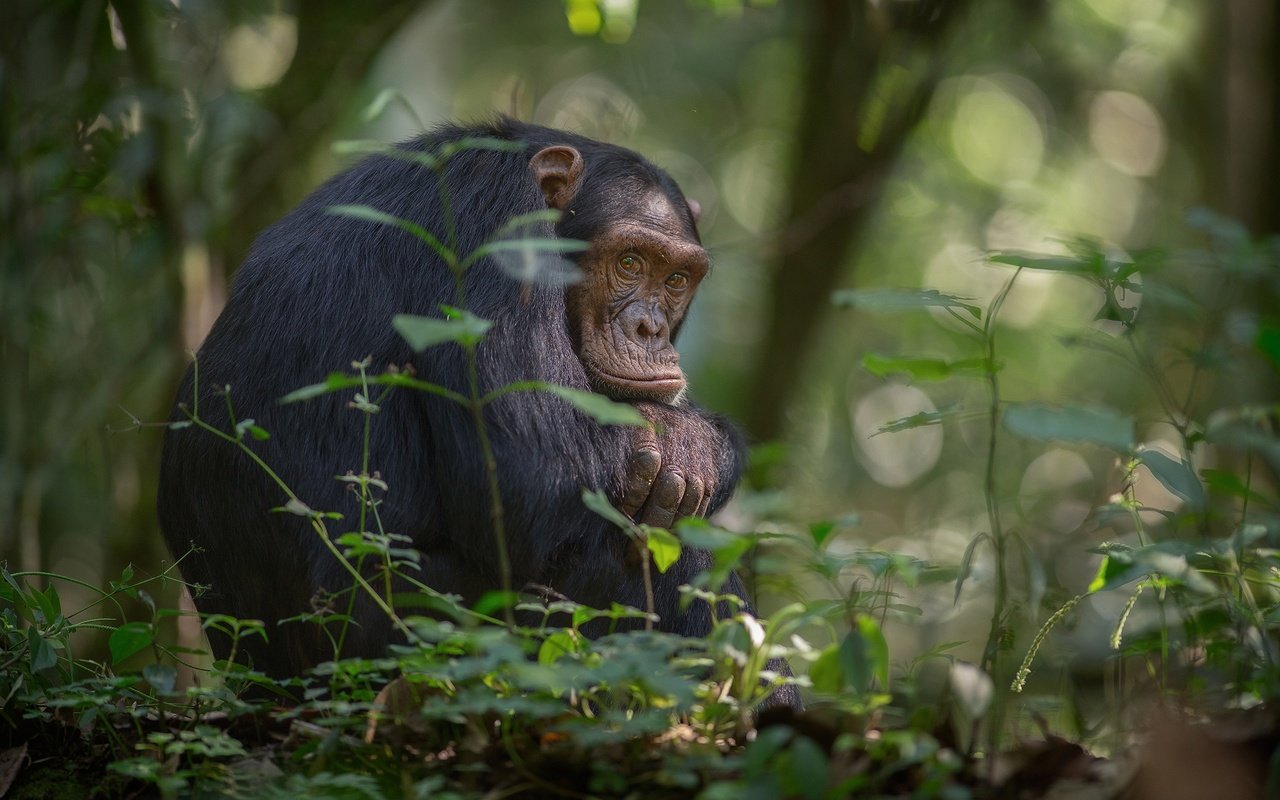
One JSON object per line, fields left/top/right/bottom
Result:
{"left": 529, "top": 146, "right": 583, "bottom": 209}
{"left": 686, "top": 198, "right": 702, "bottom": 225}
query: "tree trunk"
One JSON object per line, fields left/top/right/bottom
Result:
{"left": 743, "top": 0, "right": 971, "bottom": 443}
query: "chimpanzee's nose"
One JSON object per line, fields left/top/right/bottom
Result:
{"left": 622, "top": 303, "right": 669, "bottom": 342}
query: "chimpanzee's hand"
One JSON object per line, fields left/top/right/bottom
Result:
{"left": 617, "top": 403, "right": 724, "bottom": 528}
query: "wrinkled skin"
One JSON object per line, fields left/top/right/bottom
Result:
{"left": 531, "top": 145, "right": 718, "bottom": 529}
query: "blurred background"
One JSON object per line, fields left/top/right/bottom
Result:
{"left": 2, "top": 0, "right": 1277, "bottom": 701}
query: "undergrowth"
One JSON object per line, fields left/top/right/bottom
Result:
{"left": 3, "top": 127, "right": 1279, "bottom": 798}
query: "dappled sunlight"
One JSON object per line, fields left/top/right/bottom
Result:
{"left": 1083, "top": 0, "right": 1168, "bottom": 29}
{"left": 922, "top": 242, "right": 1099, "bottom": 330}
{"left": 1060, "top": 156, "right": 1144, "bottom": 240}
{"left": 851, "top": 384, "right": 943, "bottom": 488}
{"left": 536, "top": 74, "right": 643, "bottom": 140}
{"left": 947, "top": 75, "right": 1047, "bottom": 187}
{"left": 1089, "top": 90, "right": 1167, "bottom": 177}
{"left": 1019, "top": 449, "right": 1095, "bottom": 533}
{"left": 719, "top": 133, "right": 787, "bottom": 233}
{"left": 222, "top": 14, "right": 297, "bottom": 91}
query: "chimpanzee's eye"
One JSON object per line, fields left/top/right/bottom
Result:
{"left": 665, "top": 272, "right": 689, "bottom": 291}
{"left": 618, "top": 253, "right": 642, "bottom": 274}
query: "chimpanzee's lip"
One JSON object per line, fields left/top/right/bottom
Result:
{"left": 595, "top": 368, "right": 685, "bottom": 394}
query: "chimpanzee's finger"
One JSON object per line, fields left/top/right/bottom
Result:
{"left": 638, "top": 467, "right": 684, "bottom": 529}
{"left": 676, "top": 474, "right": 704, "bottom": 520}
{"left": 701, "top": 483, "right": 721, "bottom": 514}
{"left": 620, "top": 443, "right": 662, "bottom": 519}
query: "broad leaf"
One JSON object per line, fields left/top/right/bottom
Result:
{"left": 1201, "top": 468, "right": 1271, "bottom": 505}
{"left": 989, "top": 252, "right": 1095, "bottom": 274}
{"left": 109, "top": 622, "right": 155, "bottom": 665}
{"left": 327, "top": 205, "right": 452, "bottom": 263}
{"left": 28, "top": 629, "right": 57, "bottom": 671}
{"left": 1088, "top": 541, "right": 1216, "bottom": 594}
{"left": 1138, "top": 449, "right": 1205, "bottom": 510}
{"left": 394, "top": 311, "right": 492, "bottom": 351}
{"left": 467, "top": 236, "right": 588, "bottom": 261}
{"left": 540, "top": 385, "right": 647, "bottom": 426}
{"left": 808, "top": 521, "right": 836, "bottom": 547}
{"left": 537, "top": 630, "right": 579, "bottom": 665}
{"left": 645, "top": 527, "right": 682, "bottom": 573}
{"left": 1003, "top": 403, "right": 1134, "bottom": 451}
{"left": 1258, "top": 324, "right": 1280, "bottom": 372}
{"left": 143, "top": 663, "right": 178, "bottom": 695}
{"left": 581, "top": 489, "right": 635, "bottom": 530}
{"left": 834, "top": 617, "right": 889, "bottom": 695}
{"left": 473, "top": 590, "right": 519, "bottom": 617}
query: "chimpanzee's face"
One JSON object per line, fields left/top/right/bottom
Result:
{"left": 529, "top": 146, "right": 708, "bottom": 405}
{"left": 567, "top": 191, "right": 708, "bottom": 404}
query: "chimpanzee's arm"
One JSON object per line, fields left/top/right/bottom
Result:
{"left": 618, "top": 401, "right": 745, "bottom": 526}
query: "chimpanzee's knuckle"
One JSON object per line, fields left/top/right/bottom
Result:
{"left": 651, "top": 474, "right": 681, "bottom": 508}
{"left": 629, "top": 447, "right": 661, "bottom": 477}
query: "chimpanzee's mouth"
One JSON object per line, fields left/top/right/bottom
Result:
{"left": 592, "top": 367, "right": 685, "bottom": 399}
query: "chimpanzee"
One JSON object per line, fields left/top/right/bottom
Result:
{"left": 158, "top": 118, "right": 797, "bottom": 707}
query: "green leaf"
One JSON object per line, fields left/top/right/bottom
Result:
{"left": 808, "top": 521, "right": 836, "bottom": 547}
{"left": 676, "top": 522, "right": 754, "bottom": 590}
{"left": 954, "top": 532, "right": 990, "bottom": 606}
{"left": 1257, "top": 324, "right": 1280, "bottom": 372}
{"left": 433, "top": 136, "right": 524, "bottom": 161}
{"left": 854, "top": 615, "right": 890, "bottom": 691}
{"left": 539, "top": 385, "right": 647, "bottom": 426}
{"left": 787, "top": 735, "right": 830, "bottom": 800}
{"left": 109, "top": 622, "right": 155, "bottom": 665}
{"left": 279, "top": 371, "right": 466, "bottom": 405}
{"left": 393, "top": 311, "right": 492, "bottom": 351}
{"left": 1088, "top": 542, "right": 1217, "bottom": 594}
{"left": 743, "top": 727, "right": 793, "bottom": 777}
{"left": 808, "top": 644, "right": 843, "bottom": 694}
{"left": 1138, "top": 449, "right": 1206, "bottom": 510}
{"left": 28, "top": 628, "right": 57, "bottom": 671}
{"left": 1201, "top": 468, "right": 1272, "bottom": 505}
{"left": 832, "top": 288, "right": 981, "bottom": 318}
{"left": 989, "top": 252, "right": 1095, "bottom": 274}
{"left": 645, "top": 527, "right": 682, "bottom": 573}
{"left": 473, "top": 590, "right": 519, "bottom": 617}
{"left": 830, "top": 616, "right": 890, "bottom": 695}
{"left": 1088, "top": 550, "right": 1129, "bottom": 592}
{"left": 466, "top": 236, "right": 588, "bottom": 262}
{"left": 41, "top": 582, "right": 61, "bottom": 619}
{"left": 537, "top": 630, "right": 578, "bottom": 665}
{"left": 874, "top": 406, "right": 965, "bottom": 435}
{"left": 143, "top": 663, "right": 178, "bottom": 695}
{"left": 360, "top": 88, "right": 422, "bottom": 126}
{"left": 278, "top": 373, "right": 356, "bottom": 404}
{"left": 489, "top": 209, "right": 563, "bottom": 237}
{"left": 234, "top": 418, "right": 266, "bottom": 441}
{"left": 1003, "top": 403, "right": 1134, "bottom": 451}
{"left": 862, "top": 353, "right": 994, "bottom": 381}
{"left": 327, "top": 205, "right": 452, "bottom": 263}
{"left": 581, "top": 489, "right": 636, "bottom": 530}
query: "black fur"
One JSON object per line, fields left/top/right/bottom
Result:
{"left": 158, "top": 119, "right": 796, "bottom": 706}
